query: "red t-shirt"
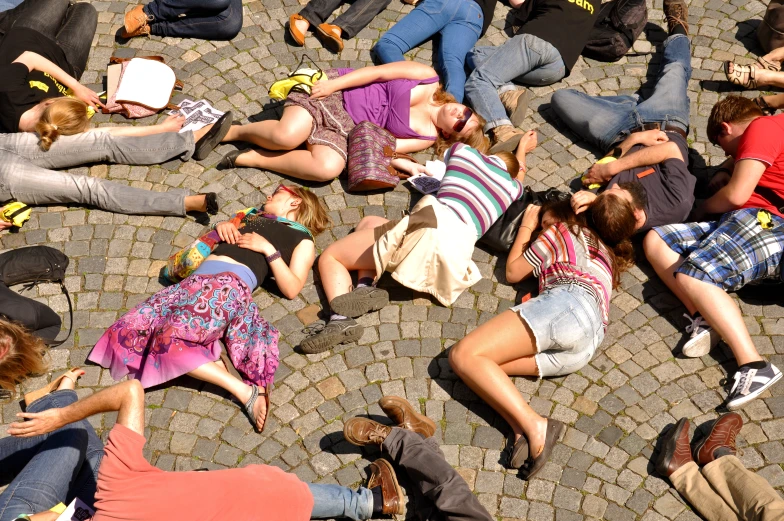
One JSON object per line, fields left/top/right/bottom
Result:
{"left": 735, "top": 114, "right": 784, "bottom": 217}
{"left": 92, "top": 425, "right": 314, "bottom": 521}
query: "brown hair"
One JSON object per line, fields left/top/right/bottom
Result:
{"left": 0, "top": 319, "right": 48, "bottom": 393}
{"left": 707, "top": 95, "right": 763, "bottom": 146}
{"left": 287, "top": 185, "right": 331, "bottom": 235}
{"left": 541, "top": 199, "right": 633, "bottom": 288}
{"left": 494, "top": 151, "right": 520, "bottom": 177}
{"left": 35, "top": 98, "right": 91, "bottom": 151}
{"left": 430, "top": 86, "right": 490, "bottom": 157}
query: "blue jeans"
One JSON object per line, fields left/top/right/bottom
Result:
{"left": 144, "top": 0, "right": 242, "bottom": 40}
{"left": 308, "top": 483, "right": 373, "bottom": 520}
{"left": 373, "top": 0, "right": 483, "bottom": 102}
{"left": 0, "top": 391, "right": 104, "bottom": 521}
{"left": 465, "top": 33, "right": 566, "bottom": 131}
{"left": 551, "top": 34, "right": 691, "bottom": 152}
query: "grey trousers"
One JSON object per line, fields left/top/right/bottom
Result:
{"left": 383, "top": 428, "right": 492, "bottom": 521}
{"left": 0, "top": 131, "right": 195, "bottom": 216}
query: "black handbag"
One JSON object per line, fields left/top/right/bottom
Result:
{"left": 477, "top": 188, "right": 572, "bottom": 254}
{"left": 0, "top": 246, "right": 72, "bottom": 346}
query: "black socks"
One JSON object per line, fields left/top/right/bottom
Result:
{"left": 371, "top": 486, "right": 384, "bottom": 515}
{"left": 739, "top": 360, "right": 767, "bottom": 371}
{"left": 670, "top": 24, "right": 687, "bottom": 36}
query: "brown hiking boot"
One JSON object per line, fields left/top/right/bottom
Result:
{"left": 499, "top": 88, "right": 531, "bottom": 128}
{"left": 343, "top": 417, "right": 392, "bottom": 446}
{"left": 663, "top": 0, "right": 688, "bottom": 35}
{"left": 379, "top": 396, "right": 436, "bottom": 438}
{"left": 122, "top": 5, "right": 153, "bottom": 38}
{"left": 655, "top": 418, "right": 693, "bottom": 477}
{"left": 489, "top": 125, "right": 526, "bottom": 154}
{"left": 367, "top": 459, "right": 405, "bottom": 516}
{"left": 693, "top": 412, "right": 742, "bottom": 465}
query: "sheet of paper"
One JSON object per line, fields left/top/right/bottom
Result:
{"left": 405, "top": 159, "right": 446, "bottom": 194}
{"left": 56, "top": 498, "right": 95, "bottom": 521}
{"left": 168, "top": 99, "right": 226, "bottom": 133}
{"left": 114, "top": 59, "right": 175, "bottom": 109}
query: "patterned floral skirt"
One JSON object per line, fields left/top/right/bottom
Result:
{"left": 88, "top": 272, "right": 279, "bottom": 389}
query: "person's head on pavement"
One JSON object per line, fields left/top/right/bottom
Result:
{"left": 707, "top": 95, "right": 765, "bottom": 157}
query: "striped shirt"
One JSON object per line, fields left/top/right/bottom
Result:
{"left": 523, "top": 223, "right": 613, "bottom": 327}
{"left": 437, "top": 143, "right": 525, "bottom": 237}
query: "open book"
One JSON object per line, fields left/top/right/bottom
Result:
{"left": 406, "top": 160, "right": 447, "bottom": 195}
{"left": 115, "top": 58, "right": 176, "bottom": 109}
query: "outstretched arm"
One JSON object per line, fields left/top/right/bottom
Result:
{"left": 695, "top": 158, "right": 766, "bottom": 219}
{"left": 583, "top": 140, "right": 684, "bottom": 186}
{"left": 310, "top": 62, "right": 437, "bottom": 99}
{"left": 8, "top": 380, "right": 145, "bottom": 437}
{"left": 14, "top": 51, "right": 101, "bottom": 108}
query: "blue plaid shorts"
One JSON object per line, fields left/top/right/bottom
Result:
{"left": 654, "top": 208, "right": 784, "bottom": 291}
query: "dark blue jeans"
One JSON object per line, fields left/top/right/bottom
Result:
{"left": 143, "top": 0, "right": 242, "bottom": 40}
{"left": 550, "top": 34, "right": 691, "bottom": 153}
{"left": 0, "top": 391, "right": 104, "bottom": 521}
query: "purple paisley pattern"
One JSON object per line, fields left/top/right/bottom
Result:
{"left": 88, "top": 273, "right": 279, "bottom": 389}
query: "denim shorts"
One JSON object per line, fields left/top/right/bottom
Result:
{"left": 511, "top": 284, "right": 604, "bottom": 377}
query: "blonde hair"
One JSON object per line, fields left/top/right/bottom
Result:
{"left": 494, "top": 151, "right": 520, "bottom": 177}
{"left": 431, "top": 86, "right": 490, "bottom": 157}
{"left": 288, "top": 186, "right": 331, "bottom": 235}
{"left": 35, "top": 98, "right": 91, "bottom": 151}
{"left": 0, "top": 319, "right": 48, "bottom": 393}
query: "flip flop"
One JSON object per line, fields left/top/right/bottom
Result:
{"left": 24, "top": 367, "right": 84, "bottom": 407}
{"left": 724, "top": 62, "right": 759, "bottom": 90}
{"left": 243, "top": 384, "right": 271, "bottom": 433}
{"left": 520, "top": 419, "right": 565, "bottom": 480}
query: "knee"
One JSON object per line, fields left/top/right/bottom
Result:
{"left": 270, "top": 126, "right": 307, "bottom": 150}
{"left": 550, "top": 89, "right": 571, "bottom": 115}
{"left": 313, "top": 154, "right": 345, "bottom": 181}
{"left": 355, "top": 215, "right": 387, "bottom": 231}
{"left": 373, "top": 37, "right": 402, "bottom": 62}
{"left": 448, "top": 340, "right": 474, "bottom": 376}
{"left": 642, "top": 230, "right": 663, "bottom": 261}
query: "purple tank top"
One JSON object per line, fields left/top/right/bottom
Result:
{"left": 337, "top": 68, "right": 439, "bottom": 141}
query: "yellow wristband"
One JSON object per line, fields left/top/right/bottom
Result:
{"left": 50, "top": 503, "right": 67, "bottom": 514}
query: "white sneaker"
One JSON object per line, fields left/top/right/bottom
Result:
{"left": 682, "top": 313, "right": 720, "bottom": 358}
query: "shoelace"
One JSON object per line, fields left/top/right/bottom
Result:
{"left": 683, "top": 313, "right": 706, "bottom": 334}
{"left": 730, "top": 368, "right": 756, "bottom": 397}
{"left": 302, "top": 321, "right": 327, "bottom": 336}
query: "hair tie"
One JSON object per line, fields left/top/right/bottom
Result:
{"left": 51, "top": 124, "right": 58, "bottom": 130}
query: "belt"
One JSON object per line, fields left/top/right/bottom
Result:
{"left": 630, "top": 122, "right": 687, "bottom": 140}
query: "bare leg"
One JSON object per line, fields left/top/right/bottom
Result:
{"left": 449, "top": 310, "right": 549, "bottom": 456}
{"left": 643, "top": 231, "right": 698, "bottom": 315}
{"left": 184, "top": 194, "right": 208, "bottom": 212}
{"left": 760, "top": 93, "right": 784, "bottom": 110}
{"left": 318, "top": 215, "right": 388, "bottom": 303}
{"left": 229, "top": 145, "right": 346, "bottom": 182}
{"left": 676, "top": 275, "right": 763, "bottom": 366}
{"left": 188, "top": 361, "right": 266, "bottom": 431}
{"left": 222, "top": 106, "right": 313, "bottom": 150}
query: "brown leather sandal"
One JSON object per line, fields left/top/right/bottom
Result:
{"left": 315, "top": 23, "right": 343, "bottom": 53}
{"left": 288, "top": 13, "right": 308, "bottom": 46}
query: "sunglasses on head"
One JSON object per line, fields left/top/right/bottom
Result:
{"left": 453, "top": 107, "right": 473, "bottom": 134}
{"left": 274, "top": 185, "right": 300, "bottom": 197}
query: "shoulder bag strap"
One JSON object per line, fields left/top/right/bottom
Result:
{"left": 45, "top": 282, "right": 73, "bottom": 348}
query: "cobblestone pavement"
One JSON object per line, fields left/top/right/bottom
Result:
{"left": 2, "top": 0, "right": 784, "bottom": 519}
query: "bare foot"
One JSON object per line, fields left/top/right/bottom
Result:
{"left": 526, "top": 417, "right": 548, "bottom": 460}
{"left": 233, "top": 150, "right": 257, "bottom": 168}
{"left": 193, "top": 123, "right": 213, "bottom": 142}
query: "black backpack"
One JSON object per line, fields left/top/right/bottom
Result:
{"left": 0, "top": 246, "right": 73, "bottom": 347}
{"left": 582, "top": 0, "right": 648, "bottom": 62}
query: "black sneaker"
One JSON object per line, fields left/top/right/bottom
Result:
{"left": 330, "top": 287, "right": 389, "bottom": 319}
{"left": 193, "top": 111, "right": 234, "bottom": 161}
{"left": 300, "top": 318, "right": 363, "bottom": 354}
{"left": 725, "top": 362, "right": 782, "bottom": 409}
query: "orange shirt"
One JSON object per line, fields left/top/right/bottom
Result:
{"left": 93, "top": 425, "right": 313, "bottom": 521}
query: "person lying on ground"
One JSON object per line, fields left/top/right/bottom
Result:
{"left": 465, "top": 0, "right": 600, "bottom": 154}
{"left": 0, "top": 115, "right": 238, "bottom": 224}
{"left": 0, "top": 368, "right": 104, "bottom": 521}
{"left": 643, "top": 94, "right": 784, "bottom": 409}
{"left": 654, "top": 413, "right": 784, "bottom": 521}
{"left": 343, "top": 395, "right": 496, "bottom": 521}
{"left": 88, "top": 185, "right": 329, "bottom": 433}
{"left": 300, "top": 134, "right": 536, "bottom": 354}
{"left": 7, "top": 379, "right": 401, "bottom": 521}
{"left": 216, "top": 62, "right": 487, "bottom": 182}
{"left": 551, "top": 0, "right": 694, "bottom": 242}
{"left": 449, "top": 198, "right": 634, "bottom": 479}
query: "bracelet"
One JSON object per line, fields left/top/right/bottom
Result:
{"left": 265, "top": 250, "right": 281, "bottom": 263}
{"left": 519, "top": 225, "right": 534, "bottom": 233}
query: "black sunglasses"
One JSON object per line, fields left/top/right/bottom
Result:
{"left": 453, "top": 107, "right": 473, "bottom": 133}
